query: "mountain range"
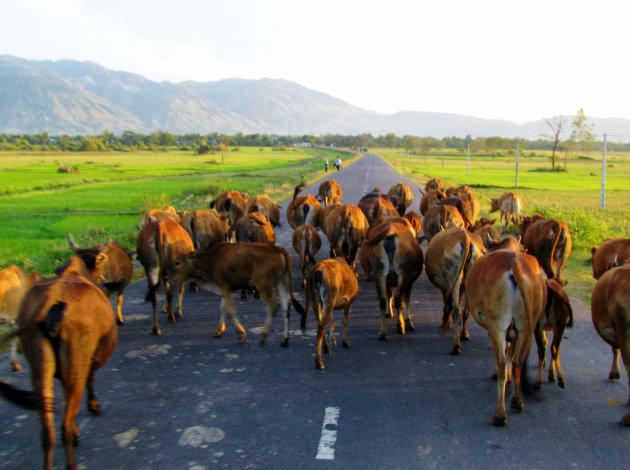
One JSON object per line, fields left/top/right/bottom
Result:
{"left": 2, "top": 55, "right": 629, "bottom": 141}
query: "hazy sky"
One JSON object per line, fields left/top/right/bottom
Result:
{"left": 3, "top": 0, "right": 628, "bottom": 122}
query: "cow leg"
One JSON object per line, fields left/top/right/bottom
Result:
{"left": 609, "top": 347, "right": 621, "bottom": 380}
{"left": 164, "top": 280, "right": 175, "bottom": 323}
{"left": 278, "top": 286, "right": 292, "bottom": 347}
{"left": 533, "top": 325, "right": 548, "bottom": 389}
{"left": 315, "top": 303, "right": 326, "bottom": 369}
{"left": 259, "top": 288, "right": 281, "bottom": 346}
{"left": 175, "top": 282, "right": 185, "bottom": 319}
{"left": 10, "top": 337, "right": 22, "bottom": 372}
{"left": 450, "top": 278, "right": 464, "bottom": 355}
{"left": 488, "top": 329, "right": 509, "bottom": 426}
{"left": 115, "top": 292, "right": 125, "bottom": 325}
{"left": 376, "top": 279, "right": 389, "bottom": 340}
{"left": 217, "top": 295, "right": 246, "bottom": 343}
{"left": 403, "top": 289, "right": 415, "bottom": 331}
{"left": 86, "top": 368, "right": 102, "bottom": 415}
{"left": 550, "top": 324, "right": 567, "bottom": 387}
{"left": 342, "top": 305, "right": 351, "bottom": 348}
{"left": 61, "top": 362, "right": 89, "bottom": 470}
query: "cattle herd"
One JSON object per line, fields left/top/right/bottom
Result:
{"left": 1, "top": 175, "right": 630, "bottom": 469}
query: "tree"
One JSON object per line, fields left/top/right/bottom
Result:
{"left": 545, "top": 116, "right": 567, "bottom": 171}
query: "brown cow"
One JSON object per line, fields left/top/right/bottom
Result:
{"left": 447, "top": 185, "right": 481, "bottom": 224}
{"left": 422, "top": 204, "right": 466, "bottom": 242}
{"left": 163, "top": 242, "right": 304, "bottom": 346}
{"left": 437, "top": 196, "right": 475, "bottom": 230}
{"left": 425, "top": 178, "right": 445, "bottom": 192}
{"left": 387, "top": 182, "right": 414, "bottom": 216}
{"left": 490, "top": 192, "right": 523, "bottom": 231}
{"left": 318, "top": 179, "right": 344, "bottom": 207}
{"left": 358, "top": 192, "right": 399, "bottom": 226}
{"left": 403, "top": 211, "right": 423, "bottom": 238}
{"left": 302, "top": 258, "right": 359, "bottom": 369}
{"left": 67, "top": 234, "right": 133, "bottom": 325}
{"left": 180, "top": 209, "right": 229, "bottom": 250}
{"left": 136, "top": 217, "right": 194, "bottom": 335}
{"left": 591, "top": 263, "right": 630, "bottom": 425}
{"left": 286, "top": 183, "right": 321, "bottom": 229}
{"left": 246, "top": 194, "right": 281, "bottom": 228}
{"left": 465, "top": 249, "right": 547, "bottom": 425}
{"left": 292, "top": 224, "right": 322, "bottom": 287}
{"left": 0, "top": 265, "right": 41, "bottom": 371}
{"left": 314, "top": 201, "right": 342, "bottom": 230}
{"left": 472, "top": 218, "right": 501, "bottom": 242}
{"left": 359, "top": 221, "right": 424, "bottom": 339}
{"left": 211, "top": 190, "right": 248, "bottom": 240}
{"left": 141, "top": 205, "right": 179, "bottom": 226}
{"left": 234, "top": 212, "right": 276, "bottom": 244}
{"left": 590, "top": 238, "right": 630, "bottom": 279}
{"left": 0, "top": 256, "right": 117, "bottom": 470}
{"left": 322, "top": 204, "right": 369, "bottom": 270}
{"left": 521, "top": 215, "right": 572, "bottom": 280}
{"left": 419, "top": 189, "right": 446, "bottom": 215}
{"left": 424, "top": 227, "right": 485, "bottom": 354}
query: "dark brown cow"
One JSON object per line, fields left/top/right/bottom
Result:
{"left": 419, "top": 188, "right": 446, "bottom": 215}
{"left": 424, "top": 227, "right": 485, "bottom": 354}
{"left": 136, "top": 217, "right": 194, "bottom": 335}
{"left": 234, "top": 212, "right": 276, "bottom": 243}
{"left": 286, "top": 183, "right": 321, "bottom": 229}
{"left": 0, "top": 256, "right": 117, "bottom": 470}
{"left": 490, "top": 192, "right": 523, "bottom": 232}
{"left": 590, "top": 238, "right": 630, "bottom": 279}
{"left": 358, "top": 192, "right": 399, "bottom": 226}
{"left": 359, "top": 221, "right": 424, "bottom": 339}
{"left": 180, "top": 209, "right": 229, "bottom": 250}
{"left": 465, "top": 249, "right": 547, "bottom": 426}
{"left": 322, "top": 204, "right": 369, "bottom": 270}
{"left": 591, "top": 263, "right": 630, "bottom": 425}
{"left": 302, "top": 258, "right": 359, "bottom": 369}
{"left": 67, "top": 234, "right": 133, "bottom": 325}
{"left": 521, "top": 215, "right": 572, "bottom": 280}
{"left": 425, "top": 178, "right": 445, "bottom": 192}
{"left": 292, "top": 224, "right": 322, "bottom": 287}
{"left": 163, "top": 242, "right": 304, "bottom": 346}
{"left": 211, "top": 190, "right": 248, "bottom": 240}
{"left": 318, "top": 179, "right": 344, "bottom": 207}
{"left": 246, "top": 194, "right": 281, "bottom": 228}
{"left": 422, "top": 204, "right": 466, "bottom": 242}
{"left": 0, "top": 265, "right": 41, "bottom": 371}
{"left": 387, "top": 182, "right": 414, "bottom": 216}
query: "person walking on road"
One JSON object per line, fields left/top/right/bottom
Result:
{"left": 324, "top": 158, "right": 329, "bottom": 172}
{"left": 334, "top": 156, "right": 343, "bottom": 171}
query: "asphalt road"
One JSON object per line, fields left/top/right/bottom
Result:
{"left": 1, "top": 153, "right": 628, "bottom": 469}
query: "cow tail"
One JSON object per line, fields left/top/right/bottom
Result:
{"left": 281, "top": 249, "right": 305, "bottom": 316}
{"left": 548, "top": 220, "right": 564, "bottom": 278}
{"left": 0, "top": 381, "right": 43, "bottom": 411}
{"left": 444, "top": 237, "right": 471, "bottom": 330}
{"left": 511, "top": 258, "right": 535, "bottom": 366}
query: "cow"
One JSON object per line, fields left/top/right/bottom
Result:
{"left": 437, "top": 195, "right": 476, "bottom": 230}
{"left": 483, "top": 235, "right": 523, "bottom": 253}
{"left": 141, "top": 205, "right": 179, "bottom": 227}
{"left": 472, "top": 218, "right": 501, "bottom": 242}
{"left": 318, "top": 179, "right": 344, "bottom": 207}
{"left": 66, "top": 234, "right": 133, "bottom": 325}
{"left": 591, "top": 262, "right": 630, "bottom": 425}
{"left": 286, "top": 183, "right": 321, "bottom": 229}
{"left": 0, "top": 265, "right": 41, "bottom": 371}
{"left": 490, "top": 192, "right": 523, "bottom": 232}
{"left": 590, "top": 238, "right": 630, "bottom": 279}
{"left": 314, "top": 201, "right": 343, "bottom": 230}
{"left": 292, "top": 224, "right": 322, "bottom": 287}
{"left": 163, "top": 242, "right": 304, "bottom": 346}
{"left": 447, "top": 185, "right": 481, "bottom": 223}
{"left": 387, "top": 182, "right": 414, "bottom": 216}
{"left": 0, "top": 256, "right": 117, "bottom": 470}
{"left": 179, "top": 209, "right": 229, "bottom": 250}
{"left": 246, "top": 194, "right": 281, "bottom": 228}
{"left": 425, "top": 178, "right": 445, "bottom": 192}
{"left": 358, "top": 192, "right": 399, "bottom": 226}
{"left": 419, "top": 188, "right": 446, "bottom": 215}
{"left": 403, "top": 211, "right": 423, "bottom": 238}
{"left": 210, "top": 190, "right": 248, "bottom": 241}
{"left": 422, "top": 204, "right": 466, "bottom": 242}
{"left": 322, "top": 204, "right": 369, "bottom": 270}
{"left": 465, "top": 249, "right": 547, "bottom": 425}
{"left": 234, "top": 212, "right": 276, "bottom": 244}
{"left": 302, "top": 258, "right": 359, "bottom": 370}
{"left": 534, "top": 278, "right": 574, "bottom": 389}
{"left": 359, "top": 221, "right": 424, "bottom": 339}
{"left": 521, "top": 215, "right": 572, "bottom": 280}
{"left": 424, "top": 227, "right": 485, "bottom": 354}
{"left": 136, "top": 217, "right": 194, "bottom": 335}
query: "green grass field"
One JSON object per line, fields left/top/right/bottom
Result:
{"left": 0, "top": 147, "right": 354, "bottom": 274}
{"left": 378, "top": 148, "right": 630, "bottom": 302}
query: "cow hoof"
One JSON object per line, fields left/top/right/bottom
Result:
{"left": 11, "top": 363, "right": 22, "bottom": 372}
{"left": 461, "top": 333, "right": 470, "bottom": 341}
{"left": 116, "top": 318, "right": 125, "bottom": 326}
{"left": 280, "top": 338, "right": 289, "bottom": 348}
{"left": 450, "top": 346, "right": 461, "bottom": 356}
{"left": 88, "top": 401, "right": 102, "bottom": 415}
{"left": 609, "top": 371, "right": 621, "bottom": 380}
{"left": 152, "top": 327, "right": 161, "bottom": 335}
{"left": 534, "top": 381, "right": 542, "bottom": 390}
{"left": 405, "top": 319, "right": 415, "bottom": 331}
{"left": 396, "top": 326, "right": 406, "bottom": 336}
{"left": 238, "top": 334, "right": 247, "bottom": 344}
{"left": 621, "top": 414, "right": 630, "bottom": 426}
{"left": 343, "top": 340, "right": 350, "bottom": 348}
{"left": 378, "top": 334, "right": 388, "bottom": 341}
{"left": 492, "top": 415, "right": 507, "bottom": 426}
{"left": 510, "top": 397, "right": 524, "bottom": 411}
{"left": 315, "top": 359, "right": 325, "bottom": 370}
{"left": 558, "top": 379, "right": 566, "bottom": 389}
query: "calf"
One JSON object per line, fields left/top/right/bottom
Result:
{"left": 234, "top": 212, "right": 276, "bottom": 243}
{"left": 521, "top": 215, "right": 572, "bottom": 280}
{"left": 318, "top": 179, "right": 344, "bottom": 207}
{"left": 292, "top": 224, "right": 322, "bottom": 287}
{"left": 0, "top": 256, "right": 117, "bottom": 470}
{"left": 358, "top": 192, "right": 399, "bottom": 226}
{"left": 164, "top": 242, "right": 304, "bottom": 346}
{"left": 136, "top": 218, "right": 194, "bottom": 335}
{"left": 246, "top": 194, "right": 281, "bottom": 228}
{"left": 359, "top": 221, "right": 424, "bottom": 339}
{"left": 424, "top": 227, "right": 485, "bottom": 354}
{"left": 322, "top": 204, "right": 369, "bottom": 270}
{"left": 67, "top": 234, "right": 133, "bottom": 325}
{"left": 465, "top": 249, "right": 547, "bottom": 425}
{"left": 591, "top": 263, "right": 630, "bottom": 425}
{"left": 180, "top": 209, "right": 229, "bottom": 250}
{"left": 287, "top": 183, "right": 321, "bottom": 228}
{"left": 302, "top": 258, "right": 359, "bottom": 369}
{"left": 211, "top": 190, "right": 248, "bottom": 241}
{"left": 419, "top": 188, "right": 446, "bottom": 215}
{"left": 387, "top": 182, "right": 414, "bottom": 216}
{"left": 590, "top": 238, "right": 630, "bottom": 279}
{"left": 0, "top": 265, "right": 40, "bottom": 371}
{"left": 490, "top": 192, "right": 523, "bottom": 232}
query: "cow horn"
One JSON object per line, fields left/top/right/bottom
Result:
{"left": 67, "top": 233, "right": 79, "bottom": 252}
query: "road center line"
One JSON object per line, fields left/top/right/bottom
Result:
{"left": 316, "top": 406, "right": 340, "bottom": 460}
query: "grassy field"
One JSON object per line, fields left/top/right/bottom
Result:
{"left": 378, "top": 148, "right": 630, "bottom": 302}
{"left": 0, "top": 147, "right": 355, "bottom": 275}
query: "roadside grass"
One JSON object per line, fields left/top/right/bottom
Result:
{"left": 0, "top": 147, "right": 357, "bottom": 274}
{"left": 378, "top": 148, "right": 630, "bottom": 304}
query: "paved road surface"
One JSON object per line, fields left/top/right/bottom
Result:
{"left": 1, "top": 153, "right": 628, "bottom": 469}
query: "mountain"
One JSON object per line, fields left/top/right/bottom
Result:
{"left": 1, "top": 55, "right": 629, "bottom": 140}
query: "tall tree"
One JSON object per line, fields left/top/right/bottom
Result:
{"left": 545, "top": 116, "right": 567, "bottom": 171}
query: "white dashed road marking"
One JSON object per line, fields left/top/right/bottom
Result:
{"left": 316, "top": 407, "right": 340, "bottom": 460}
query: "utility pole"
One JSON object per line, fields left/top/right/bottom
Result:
{"left": 600, "top": 134, "right": 607, "bottom": 210}
{"left": 515, "top": 143, "right": 519, "bottom": 189}
{"left": 466, "top": 144, "right": 470, "bottom": 178}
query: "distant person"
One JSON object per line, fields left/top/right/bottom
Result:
{"left": 334, "top": 157, "right": 342, "bottom": 171}
{"left": 324, "top": 159, "right": 329, "bottom": 172}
